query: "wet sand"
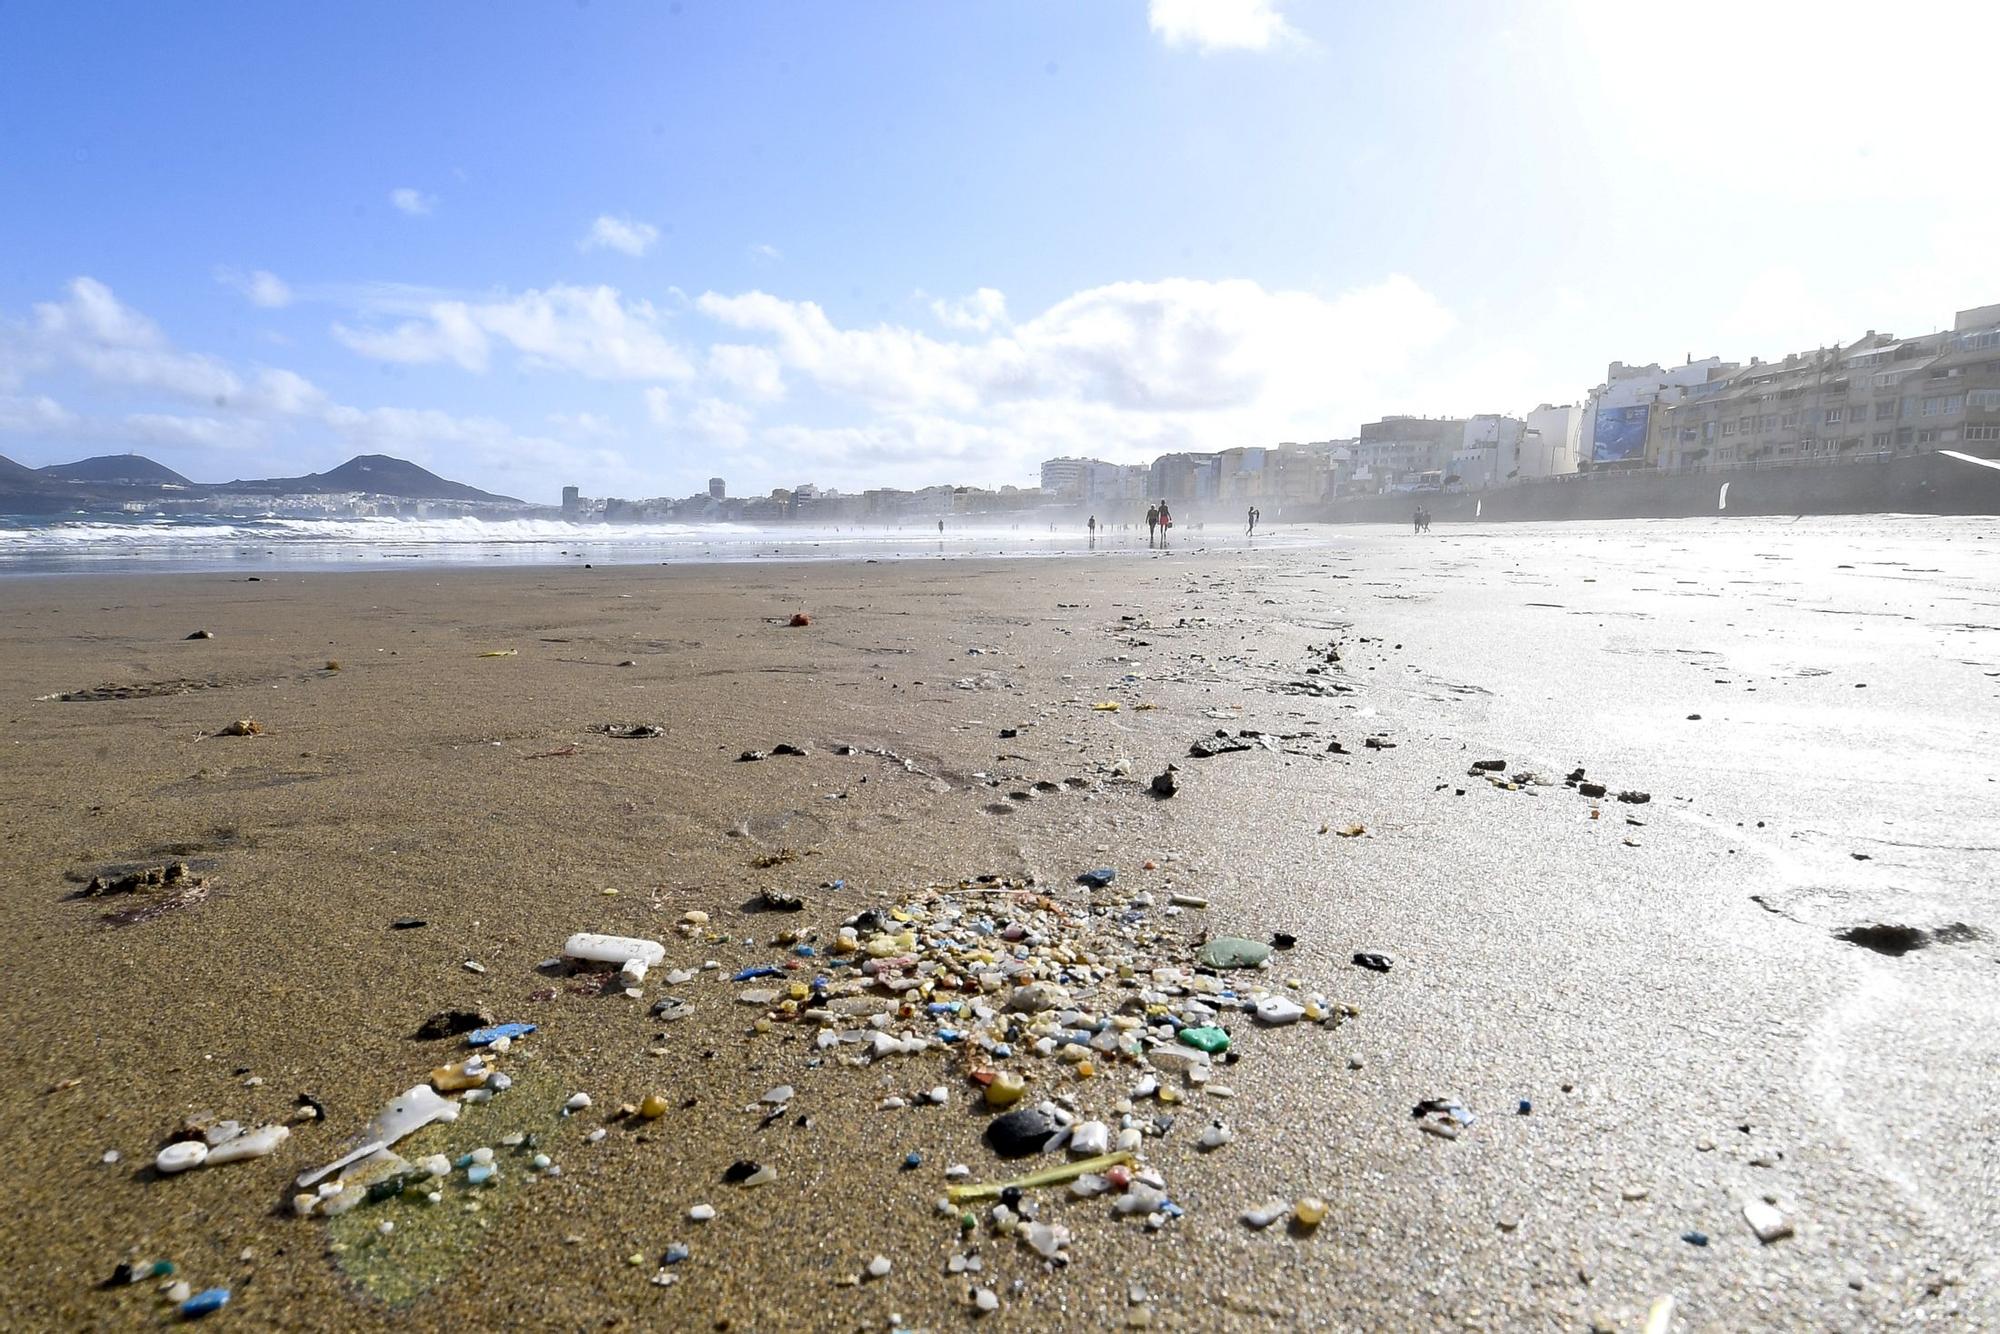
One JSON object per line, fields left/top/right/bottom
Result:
{"left": 1, "top": 522, "right": 1994, "bottom": 1330}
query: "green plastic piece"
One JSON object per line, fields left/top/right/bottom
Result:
{"left": 1177, "top": 1026, "right": 1231, "bottom": 1053}
{"left": 1196, "top": 936, "right": 1272, "bottom": 969}
{"left": 149, "top": 1260, "right": 176, "bottom": 1278}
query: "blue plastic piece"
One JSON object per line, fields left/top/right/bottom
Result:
{"left": 793, "top": 945, "right": 816, "bottom": 957}
{"left": 663, "top": 1243, "right": 690, "bottom": 1264}
{"left": 903, "top": 1151, "right": 922, "bottom": 1170}
{"left": 467, "top": 1163, "right": 496, "bottom": 1185}
{"left": 180, "top": 1288, "right": 230, "bottom": 1318}
{"left": 1517, "top": 1099, "right": 1532, "bottom": 1115}
{"left": 1682, "top": 1231, "right": 1709, "bottom": 1247}
{"left": 937, "top": 1028, "right": 964, "bottom": 1043}
{"left": 466, "top": 1022, "right": 537, "bottom": 1047}
{"left": 1160, "top": 1201, "right": 1185, "bottom": 1219}
{"left": 731, "top": 964, "right": 783, "bottom": 981}
{"left": 1077, "top": 867, "right": 1117, "bottom": 888}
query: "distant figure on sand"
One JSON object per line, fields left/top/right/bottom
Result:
{"left": 1157, "top": 501, "right": 1173, "bottom": 546}
{"left": 1087, "top": 514, "right": 1098, "bottom": 547}
{"left": 1412, "top": 507, "right": 1424, "bottom": 534}
{"left": 937, "top": 519, "right": 945, "bottom": 536}
{"left": 1246, "top": 506, "right": 1260, "bottom": 536}
{"left": 1146, "top": 504, "right": 1160, "bottom": 547}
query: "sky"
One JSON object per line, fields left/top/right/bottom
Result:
{"left": 4, "top": 0, "right": 1998, "bottom": 504}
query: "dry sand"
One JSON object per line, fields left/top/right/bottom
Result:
{"left": 0, "top": 543, "right": 1991, "bottom": 1330}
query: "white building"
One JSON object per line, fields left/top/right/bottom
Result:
{"left": 1521, "top": 403, "right": 1583, "bottom": 478}
{"left": 1449, "top": 415, "right": 1526, "bottom": 490}
{"left": 1040, "top": 457, "right": 1093, "bottom": 498}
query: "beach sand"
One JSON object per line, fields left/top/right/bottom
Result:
{"left": 1, "top": 530, "right": 1993, "bottom": 1330}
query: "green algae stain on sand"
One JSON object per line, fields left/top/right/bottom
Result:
{"left": 324, "top": 1068, "right": 572, "bottom": 1307}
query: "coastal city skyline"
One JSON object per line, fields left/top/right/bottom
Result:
{"left": 6, "top": 1, "right": 1999, "bottom": 504}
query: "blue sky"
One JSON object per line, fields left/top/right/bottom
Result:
{"left": 4, "top": 0, "right": 1997, "bottom": 503}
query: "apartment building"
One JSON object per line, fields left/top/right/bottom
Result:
{"left": 1351, "top": 417, "right": 1466, "bottom": 493}
{"left": 1652, "top": 303, "right": 2000, "bottom": 470}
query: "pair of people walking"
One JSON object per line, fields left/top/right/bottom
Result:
{"left": 1145, "top": 501, "right": 1174, "bottom": 547}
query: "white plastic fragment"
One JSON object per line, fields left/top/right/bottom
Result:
{"left": 1743, "top": 1199, "right": 1794, "bottom": 1243}
{"left": 1241, "top": 1198, "right": 1290, "bottom": 1229}
{"left": 1068, "top": 1121, "right": 1110, "bottom": 1156}
{"left": 565, "top": 1092, "right": 592, "bottom": 1112}
{"left": 689, "top": 1204, "right": 716, "bottom": 1222}
{"left": 156, "top": 1141, "right": 208, "bottom": 1174}
{"left": 363, "top": 1084, "right": 461, "bottom": 1148}
{"left": 563, "top": 932, "right": 666, "bottom": 970}
{"left": 866, "top": 1254, "right": 892, "bottom": 1279}
{"left": 296, "top": 1139, "right": 388, "bottom": 1190}
{"left": 1254, "top": 996, "right": 1305, "bottom": 1026}
{"left": 206, "top": 1123, "right": 291, "bottom": 1165}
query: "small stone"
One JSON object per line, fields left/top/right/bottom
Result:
{"left": 564, "top": 1092, "right": 591, "bottom": 1112}
{"left": 690, "top": 1204, "right": 715, "bottom": 1221}
{"left": 974, "top": 1287, "right": 999, "bottom": 1312}
{"left": 986, "top": 1108, "right": 1057, "bottom": 1158}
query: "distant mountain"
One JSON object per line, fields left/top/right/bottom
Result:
{"left": 37, "top": 453, "right": 193, "bottom": 486}
{"left": 0, "top": 451, "right": 524, "bottom": 513}
{"left": 220, "top": 454, "right": 521, "bottom": 504}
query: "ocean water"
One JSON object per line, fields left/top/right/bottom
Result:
{"left": 0, "top": 512, "right": 1291, "bottom": 575}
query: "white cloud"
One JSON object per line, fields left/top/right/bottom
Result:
{"left": 215, "top": 267, "right": 293, "bottom": 308}
{"left": 749, "top": 242, "right": 783, "bottom": 264}
{"left": 390, "top": 187, "right": 436, "bottom": 216}
{"left": 0, "top": 394, "right": 78, "bottom": 434}
{"left": 1148, "top": 0, "right": 1299, "bottom": 53}
{"left": 707, "top": 344, "right": 785, "bottom": 400}
{"left": 930, "top": 287, "right": 1009, "bottom": 334}
{"left": 123, "top": 412, "right": 266, "bottom": 450}
{"left": 643, "top": 386, "right": 753, "bottom": 449}
{"left": 333, "top": 302, "right": 491, "bottom": 372}
{"left": 581, "top": 214, "right": 660, "bottom": 257}
{"left": 32, "top": 277, "right": 243, "bottom": 403}
{"left": 333, "top": 284, "right": 695, "bottom": 381}
{"left": 700, "top": 275, "right": 1452, "bottom": 417}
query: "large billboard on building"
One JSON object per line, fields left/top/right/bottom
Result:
{"left": 1592, "top": 405, "right": 1650, "bottom": 463}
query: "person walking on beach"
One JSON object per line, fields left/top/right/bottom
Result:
{"left": 937, "top": 519, "right": 945, "bottom": 537}
{"left": 1412, "top": 506, "right": 1423, "bottom": 535}
{"left": 1087, "top": 514, "right": 1098, "bottom": 547}
{"left": 1157, "top": 501, "right": 1173, "bottom": 547}
{"left": 1246, "top": 506, "right": 1259, "bottom": 536}
{"left": 1146, "top": 504, "right": 1159, "bottom": 547}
